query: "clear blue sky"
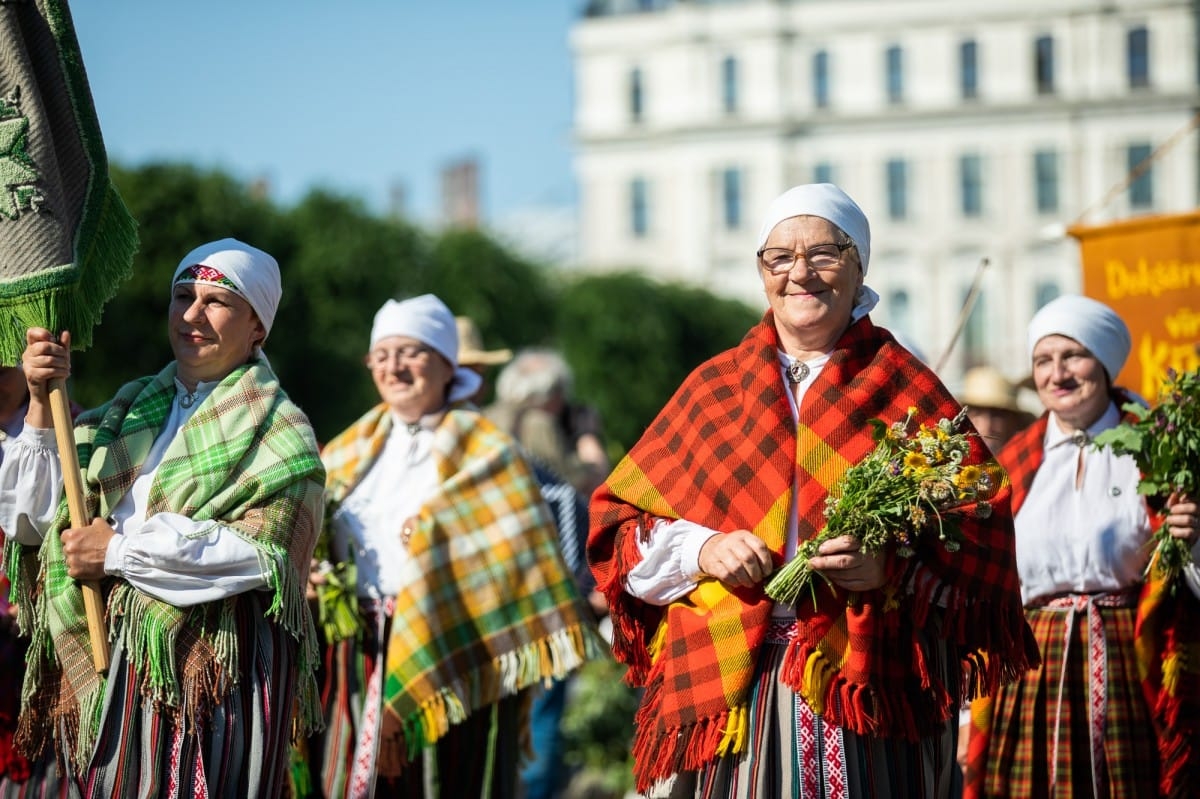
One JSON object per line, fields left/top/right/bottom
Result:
{"left": 69, "top": 1, "right": 580, "bottom": 225}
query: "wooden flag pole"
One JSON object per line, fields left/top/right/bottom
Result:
{"left": 48, "top": 377, "right": 110, "bottom": 674}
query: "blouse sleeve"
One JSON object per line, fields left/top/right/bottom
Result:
{"left": 625, "top": 517, "right": 717, "bottom": 605}
{"left": 104, "top": 511, "right": 270, "bottom": 607}
{"left": 0, "top": 425, "right": 64, "bottom": 546}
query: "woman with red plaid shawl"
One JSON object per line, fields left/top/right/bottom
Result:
{"left": 965, "top": 295, "right": 1200, "bottom": 799}
{"left": 589, "top": 183, "right": 1037, "bottom": 799}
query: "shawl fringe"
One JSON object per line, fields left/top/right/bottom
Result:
{"left": 376, "top": 624, "right": 602, "bottom": 777}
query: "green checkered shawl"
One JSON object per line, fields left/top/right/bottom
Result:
{"left": 322, "top": 404, "right": 605, "bottom": 777}
{"left": 4, "top": 358, "right": 325, "bottom": 771}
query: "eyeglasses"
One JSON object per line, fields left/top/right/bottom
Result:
{"left": 757, "top": 242, "right": 854, "bottom": 275}
{"left": 366, "top": 345, "right": 433, "bottom": 369}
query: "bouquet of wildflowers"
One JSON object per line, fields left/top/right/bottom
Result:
{"left": 1093, "top": 367, "right": 1200, "bottom": 585}
{"left": 311, "top": 499, "right": 362, "bottom": 643}
{"left": 765, "top": 407, "right": 1000, "bottom": 608}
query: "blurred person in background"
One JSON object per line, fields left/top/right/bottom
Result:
{"left": 487, "top": 348, "right": 609, "bottom": 498}
{"left": 455, "top": 315, "right": 512, "bottom": 405}
{"left": 958, "top": 365, "right": 1034, "bottom": 455}
{"left": 966, "top": 295, "right": 1200, "bottom": 798}
{"left": 309, "top": 295, "right": 602, "bottom": 798}
{"left": 589, "top": 183, "right": 1036, "bottom": 799}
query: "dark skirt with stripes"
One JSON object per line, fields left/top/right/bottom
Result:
{"left": 75, "top": 591, "right": 300, "bottom": 799}
{"left": 659, "top": 625, "right": 959, "bottom": 799}
{"left": 984, "top": 601, "right": 1158, "bottom": 799}
{"left": 308, "top": 600, "right": 524, "bottom": 799}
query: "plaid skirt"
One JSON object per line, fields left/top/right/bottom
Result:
{"left": 984, "top": 594, "right": 1158, "bottom": 799}
{"left": 657, "top": 619, "right": 958, "bottom": 799}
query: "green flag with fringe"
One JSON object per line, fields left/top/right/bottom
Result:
{"left": 0, "top": 0, "right": 138, "bottom": 365}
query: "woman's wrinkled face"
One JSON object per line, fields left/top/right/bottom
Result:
{"left": 759, "top": 215, "right": 863, "bottom": 354}
{"left": 169, "top": 282, "right": 264, "bottom": 387}
{"left": 366, "top": 335, "right": 455, "bottom": 420}
{"left": 1031, "top": 334, "right": 1111, "bottom": 429}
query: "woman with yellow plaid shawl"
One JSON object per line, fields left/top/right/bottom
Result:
{"left": 964, "top": 295, "right": 1200, "bottom": 799}
{"left": 0, "top": 239, "right": 325, "bottom": 798}
{"left": 588, "top": 183, "right": 1038, "bottom": 799}
{"left": 305, "top": 294, "right": 603, "bottom": 799}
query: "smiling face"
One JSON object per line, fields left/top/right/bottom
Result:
{"left": 759, "top": 215, "right": 863, "bottom": 359}
{"left": 1031, "top": 334, "right": 1112, "bottom": 431}
{"left": 366, "top": 335, "right": 456, "bottom": 422}
{"left": 169, "top": 283, "right": 265, "bottom": 389}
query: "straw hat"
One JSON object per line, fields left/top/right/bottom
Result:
{"left": 959, "top": 366, "right": 1022, "bottom": 413}
{"left": 456, "top": 316, "right": 513, "bottom": 367}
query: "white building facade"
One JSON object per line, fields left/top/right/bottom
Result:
{"left": 571, "top": 0, "right": 1200, "bottom": 385}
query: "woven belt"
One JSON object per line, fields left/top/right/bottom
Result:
{"left": 766, "top": 617, "right": 848, "bottom": 799}
{"left": 1032, "top": 588, "right": 1138, "bottom": 797}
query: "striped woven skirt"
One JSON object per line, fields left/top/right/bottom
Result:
{"left": 78, "top": 591, "right": 300, "bottom": 799}
{"left": 984, "top": 593, "right": 1158, "bottom": 798}
{"left": 659, "top": 619, "right": 958, "bottom": 799}
{"left": 309, "top": 599, "right": 524, "bottom": 799}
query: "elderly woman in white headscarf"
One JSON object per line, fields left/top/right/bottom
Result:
{"left": 307, "top": 294, "right": 602, "bottom": 799}
{"left": 967, "top": 294, "right": 1200, "bottom": 799}
{"left": 0, "top": 238, "right": 325, "bottom": 797}
{"left": 588, "top": 183, "right": 1035, "bottom": 799}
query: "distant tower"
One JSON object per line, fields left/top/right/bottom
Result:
{"left": 247, "top": 174, "right": 272, "bottom": 201}
{"left": 441, "top": 157, "right": 480, "bottom": 228}
{"left": 388, "top": 180, "right": 408, "bottom": 220}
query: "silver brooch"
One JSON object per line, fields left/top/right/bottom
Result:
{"left": 786, "top": 361, "right": 810, "bottom": 384}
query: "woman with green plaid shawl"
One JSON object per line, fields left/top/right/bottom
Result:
{"left": 588, "top": 184, "right": 1037, "bottom": 799}
{"left": 304, "top": 294, "right": 602, "bottom": 799}
{"left": 0, "top": 239, "right": 325, "bottom": 798}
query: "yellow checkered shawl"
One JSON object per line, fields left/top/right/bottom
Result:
{"left": 321, "top": 403, "right": 605, "bottom": 776}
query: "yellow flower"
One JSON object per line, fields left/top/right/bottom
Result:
{"left": 955, "top": 465, "right": 983, "bottom": 489}
{"left": 904, "top": 451, "right": 929, "bottom": 471}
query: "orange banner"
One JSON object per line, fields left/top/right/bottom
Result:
{"left": 1069, "top": 212, "right": 1200, "bottom": 401}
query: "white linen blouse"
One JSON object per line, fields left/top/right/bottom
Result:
{"left": 0, "top": 379, "right": 269, "bottom": 607}
{"left": 1015, "top": 402, "right": 1200, "bottom": 604}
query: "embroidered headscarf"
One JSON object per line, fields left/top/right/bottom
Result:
{"left": 369, "top": 294, "right": 482, "bottom": 403}
{"left": 755, "top": 183, "right": 880, "bottom": 321}
{"left": 171, "top": 238, "right": 282, "bottom": 338}
{"left": 1026, "top": 294, "right": 1131, "bottom": 382}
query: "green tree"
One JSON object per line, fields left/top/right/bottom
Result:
{"left": 557, "top": 272, "right": 759, "bottom": 454}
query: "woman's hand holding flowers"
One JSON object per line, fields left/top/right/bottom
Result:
{"left": 699, "top": 530, "right": 775, "bottom": 589}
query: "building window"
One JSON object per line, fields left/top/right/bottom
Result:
{"left": 885, "top": 45, "right": 904, "bottom": 104}
{"left": 1127, "top": 26, "right": 1150, "bottom": 89}
{"left": 629, "top": 68, "right": 644, "bottom": 123}
{"left": 1127, "top": 142, "right": 1154, "bottom": 209}
{"left": 1034, "top": 150, "right": 1059, "bottom": 213}
{"left": 962, "top": 290, "right": 987, "bottom": 369}
{"left": 960, "top": 39, "right": 978, "bottom": 100}
{"left": 886, "top": 158, "right": 909, "bottom": 221}
{"left": 721, "top": 168, "right": 742, "bottom": 230}
{"left": 1034, "top": 280, "right": 1060, "bottom": 310}
{"left": 889, "top": 289, "right": 912, "bottom": 338}
{"left": 721, "top": 56, "right": 738, "bottom": 114}
{"left": 630, "top": 177, "right": 649, "bottom": 238}
{"left": 960, "top": 154, "right": 984, "bottom": 217}
{"left": 1034, "top": 35, "right": 1055, "bottom": 95}
{"left": 813, "top": 50, "right": 830, "bottom": 109}
{"left": 813, "top": 161, "right": 835, "bottom": 185}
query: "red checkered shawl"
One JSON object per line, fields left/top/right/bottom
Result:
{"left": 589, "top": 314, "right": 1037, "bottom": 791}
{"left": 965, "top": 395, "right": 1200, "bottom": 799}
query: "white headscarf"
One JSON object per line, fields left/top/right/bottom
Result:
{"left": 370, "top": 294, "right": 482, "bottom": 404}
{"left": 1027, "top": 294, "right": 1131, "bottom": 382}
{"left": 755, "top": 183, "right": 880, "bottom": 321}
{"left": 171, "top": 238, "right": 282, "bottom": 337}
